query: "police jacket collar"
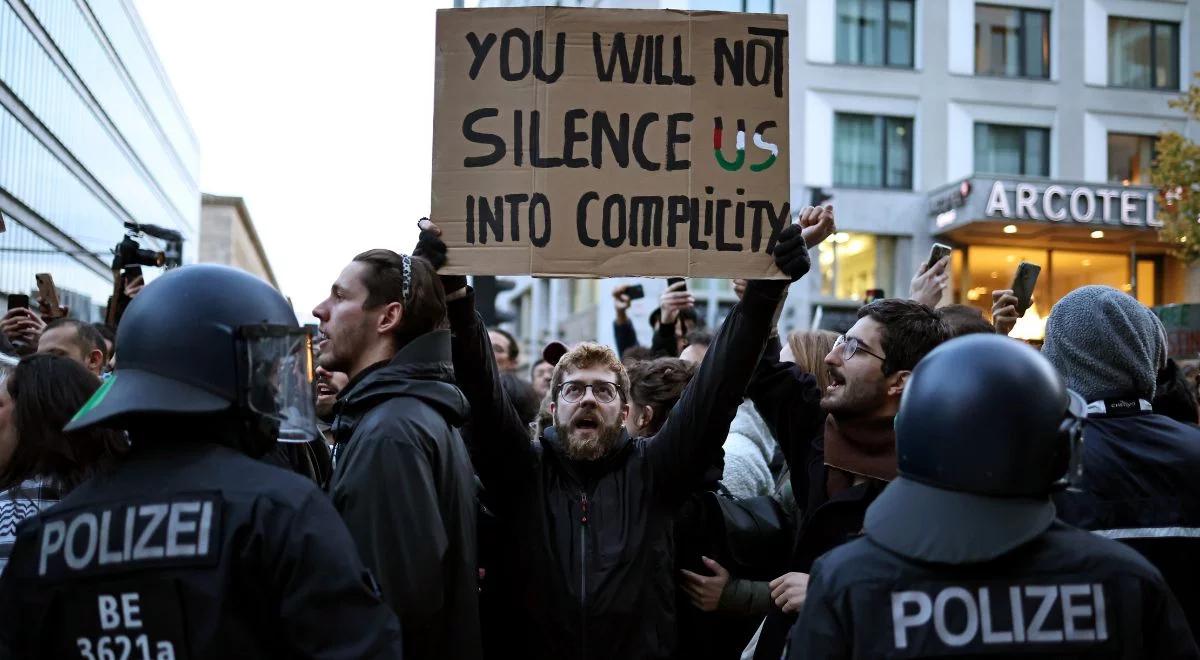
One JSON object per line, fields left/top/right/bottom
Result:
{"left": 864, "top": 475, "right": 1056, "bottom": 565}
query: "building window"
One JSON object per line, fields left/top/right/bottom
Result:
{"left": 1108, "top": 17, "right": 1179, "bottom": 89}
{"left": 742, "top": 0, "right": 775, "bottom": 12}
{"left": 835, "top": 0, "right": 915, "bottom": 68}
{"left": 974, "top": 123, "right": 1049, "bottom": 176}
{"left": 974, "top": 4, "right": 1050, "bottom": 78}
{"left": 1107, "top": 133, "right": 1157, "bottom": 185}
{"left": 834, "top": 113, "right": 913, "bottom": 189}
{"left": 819, "top": 232, "right": 878, "bottom": 300}
{"left": 569, "top": 279, "right": 598, "bottom": 314}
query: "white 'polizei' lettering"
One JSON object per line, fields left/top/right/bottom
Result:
{"left": 890, "top": 584, "right": 1108, "bottom": 650}
{"left": 979, "top": 588, "right": 1013, "bottom": 643}
{"left": 892, "top": 591, "right": 932, "bottom": 649}
{"left": 37, "top": 500, "right": 215, "bottom": 576}
{"left": 1026, "top": 585, "right": 1064, "bottom": 642}
{"left": 132, "top": 504, "right": 168, "bottom": 560}
{"left": 64, "top": 514, "right": 98, "bottom": 570}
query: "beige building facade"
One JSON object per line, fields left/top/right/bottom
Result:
{"left": 199, "top": 194, "right": 279, "bottom": 289}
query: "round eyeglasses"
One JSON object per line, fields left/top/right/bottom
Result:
{"left": 557, "top": 380, "right": 621, "bottom": 404}
{"left": 833, "top": 335, "right": 886, "bottom": 362}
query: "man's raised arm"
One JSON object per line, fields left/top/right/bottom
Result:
{"left": 645, "top": 206, "right": 837, "bottom": 497}
{"left": 415, "top": 222, "right": 535, "bottom": 512}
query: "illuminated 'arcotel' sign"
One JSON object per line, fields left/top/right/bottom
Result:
{"left": 982, "top": 180, "right": 1162, "bottom": 228}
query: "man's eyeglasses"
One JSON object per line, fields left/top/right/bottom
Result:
{"left": 557, "top": 381, "right": 622, "bottom": 404}
{"left": 833, "top": 335, "right": 886, "bottom": 363}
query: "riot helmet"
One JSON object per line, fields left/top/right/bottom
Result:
{"left": 65, "top": 265, "right": 318, "bottom": 453}
{"left": 864, "top": 333, "right": 1085, "bottom": 564}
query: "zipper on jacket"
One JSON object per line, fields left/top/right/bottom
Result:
{"left": 580, "top": 491, "right": 589, "bottom": 658}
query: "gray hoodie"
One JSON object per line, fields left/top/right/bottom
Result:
{"left": 720, "top": 400, "right": 779, "bottom": 499}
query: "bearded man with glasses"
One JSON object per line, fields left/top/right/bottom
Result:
{"left": 413, "top": 206, "right": 836, "bottom": 660}
{"left": 742, "top": 297, "right": 950, "bottom": 659}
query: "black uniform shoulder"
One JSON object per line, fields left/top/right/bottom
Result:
{"left": 52, "top": 442, "right": 323, "bottom": 517}
{"left": 817, "top": 521, "right": 1169, "bottom": 592}
{"left": 807, "top": 535, "right": 893, "bottom": 591}
{"left": 1087, "top": 413, "right": 1200, "bottom": 459}
{"left": 1035, "top": 521, "right": 1169, "bottom": 581}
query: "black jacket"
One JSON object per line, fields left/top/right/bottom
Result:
{"left": 330, "top": 330, "right": 481, "bottom": 660}
{"left": 746, "top": 338, "right": 889, "bottom": 660}
{"left": 0, "top": 441, "right": 402, "bottom": 659}
{"left": 448, "top": 281, "right": 786, "bottom": 660}
{"left": 613, "top": 318, "right": 639, "bottom": 360}
{"left": 1055, "top": 407, "right": 1200, "bottom": 639}
{"left": 612, "top": 316, "right": 684, "bottom": 359}
{"left": 788, "top": 521, "right": 1199, "bottom": 659}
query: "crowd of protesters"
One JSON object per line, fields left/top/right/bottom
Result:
{"left": 0, "top": 204, "right": 1197, "bottom": 659}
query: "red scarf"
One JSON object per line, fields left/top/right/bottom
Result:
{"left": 824, "top": 414, "right": 897, "bottom": 497}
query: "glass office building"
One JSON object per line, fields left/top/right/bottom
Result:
{"left": 0, "top": 0, "right": 199, "bottom": 320}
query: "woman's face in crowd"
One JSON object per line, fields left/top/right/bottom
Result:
{"left": 0, "top": 386, "right": 18, "bottom": 473}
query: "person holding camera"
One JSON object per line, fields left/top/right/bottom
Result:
{"left": 787, "top": 334, "right": 1197, "bottom": 659}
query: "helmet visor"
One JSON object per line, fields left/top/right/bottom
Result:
{"left": 238, "top": 325, "right": 319, "bottom": 443}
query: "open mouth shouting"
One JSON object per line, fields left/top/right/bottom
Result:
{"left": 826, "top": 368, "right": 846, "bottom": 395}
{"left": 572, "top": 413, "right": 601, "bottom": 434}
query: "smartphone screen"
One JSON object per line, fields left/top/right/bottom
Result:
{"left": 35, "top": 273, "right": 60, "bottom": 313}
{"left": 7, "top": 294, "right": 30, "bottom": 310}
{"left": 1011, "top": 262, "right": 1041, "bottom": 316}
{"left": 926, "top": 243, "right": 952, "bottom": 271}
{"left": 666, "top": 277, "right": 686, "bottom": 289}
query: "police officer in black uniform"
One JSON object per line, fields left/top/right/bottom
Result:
{"left": 787, "top": 333, "right": 1198, "bottom": 659}
{"left": 0, "top": 265, "right": 403, "bottom": 659}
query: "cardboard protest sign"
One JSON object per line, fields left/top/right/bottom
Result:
{"left": 432, "top": 7, "right": 789, "bottom": 278}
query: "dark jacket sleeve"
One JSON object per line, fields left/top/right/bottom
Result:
{"left": 333, "top": 405, "right": 450, "bottom": 628}
{"left": 613, "top": 319, "right": 639, "bottom": 359}
{"left": 785, "top": 558, "right": 849, "bottom": 660}
{"left": 651, "top": 314, "right": 680, "bottom": 357}
{"left": 645, "top": 279, "right": 788, "bottom": 500}
{"left": 273, "top": 489, "right": 405, "bottom": 659}
{"left": 447, "top": 289, "right": 537, "bottom": 513}
{"left": 746, "top": 335, "right": 825, "bottom": 510}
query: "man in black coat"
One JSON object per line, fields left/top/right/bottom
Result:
{"left": 314, "top": 249, "right": 480, "bottom": 660}
{"left": 415, "top": 207, "right": 835, "bottom": 660}
{"left": 746, "top": 297, "right": 947, "bottom": 659}
{"left": 1025, "top": 285, "right": 1200, "bottom": 637}
{"left": 788, "top": 334, "right": 1197, "bottom": 659}
{"left": 0, "top": 265, "right": 402, "bottom": 659}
